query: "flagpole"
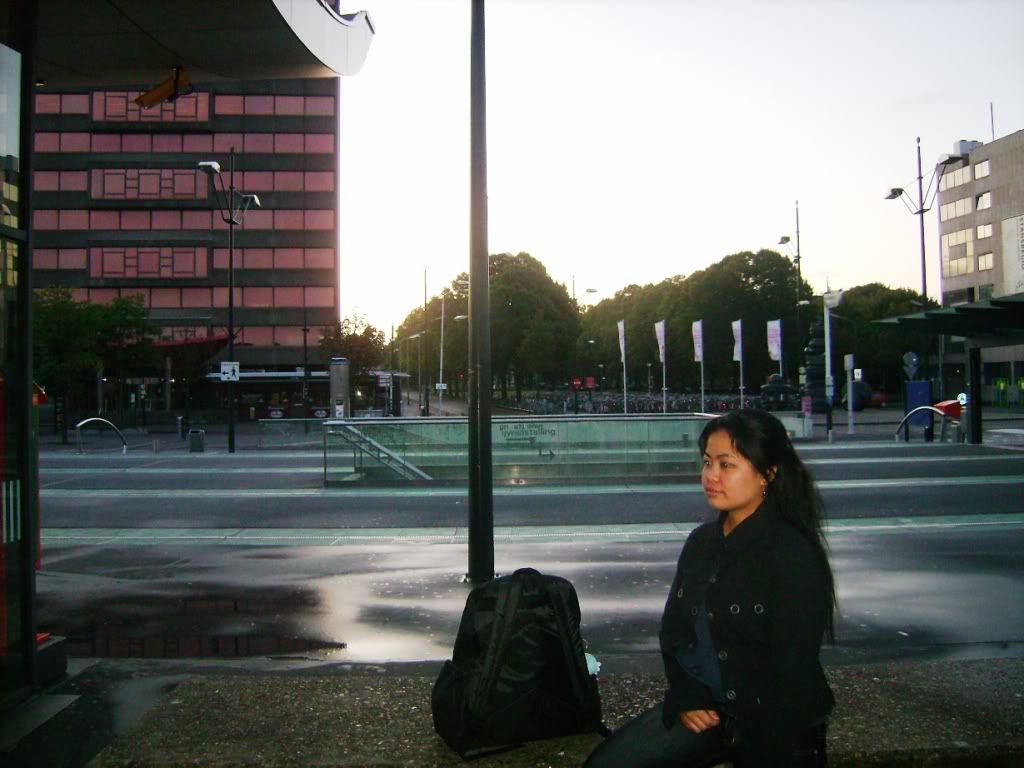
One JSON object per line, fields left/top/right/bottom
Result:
{"left": 618, "top": 319, "right": 628, "bottom": 415}
{"left": 700, "top": 361, "right": 705, "bottom": 413}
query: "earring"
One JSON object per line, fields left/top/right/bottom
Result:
{"left": 762, "top": 484, "right": 768, "bottom": 498}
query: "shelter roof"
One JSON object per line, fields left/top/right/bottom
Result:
{"left": 875, "top": 292, "right": 1024, "bottom": 346}
{"left": 32, "top": 0, "right": 374, "bottom": 87}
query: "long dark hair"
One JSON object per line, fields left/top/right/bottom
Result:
{"left": 698, "top": 409, "right": 836, "bottom": 641}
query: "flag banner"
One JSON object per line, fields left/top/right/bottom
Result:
{"left": 732, "top": 319, "right": 743, "bottom": 362}
{"left": 655, "top": 320, "right": 666, "bottom": 364}
{"left": 767, "top": 319, "right": 782, "bottom": 361}
{"left": 692, "top": 320, "right": 703, "bottom": 363}
{"left": 617, "top": 319, "right": 626, "bottom": 363}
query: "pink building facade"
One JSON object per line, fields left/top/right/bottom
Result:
{"left": 31, "top": 79, "right": 339, "bottom": 370}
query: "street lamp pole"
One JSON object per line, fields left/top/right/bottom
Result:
{"left": 779, "top": 200, "right": 802, "bottom": 380}
{"left": 199, "top": 148, "right": 260, "bottom": 454}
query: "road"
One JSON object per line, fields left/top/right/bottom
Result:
{"left": 35, "top": 439, "right": 1024, "bottom": 669}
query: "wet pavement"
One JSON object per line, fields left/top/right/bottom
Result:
{"left": 6, "top": 410, "right": 1022, "bottom": 766}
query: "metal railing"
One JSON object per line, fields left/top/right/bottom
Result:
{"left": 894, "top": 406, "right": 963, "bottom": 443}
{"left": 75, "top": 417, "right": 128, "bottom": 454}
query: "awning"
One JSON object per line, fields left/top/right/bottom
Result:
{"left": 875, "top": 293, "right": 1024, "bottom": 346}
{"left": 34, "top": 0, "right": 375, "bottom": 87}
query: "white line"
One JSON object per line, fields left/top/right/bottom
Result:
{"left": 40, "top": 514, "right": 1024, "bottom": 547}
{"left": 37, "top": 474, "right": 1024, "bottom": 500}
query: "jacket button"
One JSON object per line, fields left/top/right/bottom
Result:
{"left": 717, "top": 650, "right": 728, "bottom": 661}
{"left": 754, "top": 603, "right": 765, "bottom": 615}
{"left": 677, "top": 587, "right": 684, "bottom": 599}
{"left": 726, "top": 689, "right": 736, "bottom": 701}
{"left": 706, "top": 611, "right": 714, "bottom": 621}
{"left": 691, "top": 607, "right": 699, "bottom": 616}
{"left": 708, "top": 574, "right": 717, "bottom": 584}
{"left": 730, "top": 603, "right": 740, "bottom": 614}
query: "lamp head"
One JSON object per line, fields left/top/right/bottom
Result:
{"left": 778, "top": 235, "right": 790, "bottom": 245}
{"left": 885, "top": 187, "right": 904, "bottom": 200}
{"left": 198, "top": 161, "right": 221, "bottom": 176}
{"left": 453, "top": 314, "right": 468, "bottom": 321}
{"left": 242, "top": 193, "right": 261, "bottom": 209}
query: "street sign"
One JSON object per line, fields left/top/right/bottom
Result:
{"left": 220, "top": 361, "right": 240, "bottom": 382}
{"left": 572, "top": 376, "right": 582, "bottom": 391}
{"left": 957, "top": 391, "right": 968, "bottom": 406}
{"left": 854, "top": 368, "right": 863, "bottom": 381}
{"left": 435, "top": 382, "right": 447, "bottom": 391}
{"left": 902, "top": 351, "right": 919, "bottom": 380}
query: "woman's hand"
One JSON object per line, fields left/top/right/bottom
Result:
{"left": 680, "top": 709, "right": 720, "bottom": 733}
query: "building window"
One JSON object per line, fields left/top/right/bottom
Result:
{"left": 978, "top": 252, "right": 993, "bottom": 271}
{"left": 977, "top": 223, "right": 993, "bottom": 239}
{"left": 975, "top": 159, "right": 990, "bottom": 179}
{"left": 92, "top": 91, "right": 209, "bottom": 122}
{"left": 979, "top": 284, "right": 994, "bottom": 300}
{"left": 940, "top": 195, "right": 972, "bottom": 222}
{"left": 939, "top": 165, "right": 971, "bottom": 192}
{"left": 976, "top": 191, "right": 992, "bottom": 210}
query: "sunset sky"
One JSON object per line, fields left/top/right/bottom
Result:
{"left": 337, "top": 0, "right": 1024, "bottom": 332}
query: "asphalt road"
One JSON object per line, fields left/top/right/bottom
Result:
{"left": 39, "top": 442, "right": 1024, "bottom": 527}
{"left": 34, "top": 438, "right": 1024, "bottom": 667}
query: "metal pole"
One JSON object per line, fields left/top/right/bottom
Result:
{"left": 228, "top": 147, "right": 236, "bottom": 454}
{"left": 916, "top": 137, "right": 929, "bottom": 386}
{"left": 439, "top": 294, "right": 445, "bottom": 415}
{"left": 662, "top": 362, "right": 667, "bottom": 414}
{"left": 468, "top": 0, "right": 494, "bottom": 583}
{"left": 302, "top": 304, "right": 310, "bottom": 432}
{"left": 795, "top": 200, "right": 802, "bottom": 376}
{"left": 621, "top": 322, "right": 628, "bottom": 415}
{"left": 423, "top": 269, "right": 430, "bottom": 416}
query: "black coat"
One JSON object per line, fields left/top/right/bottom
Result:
{"left": 659, "top": 496, "right": 834, "bottom": 766}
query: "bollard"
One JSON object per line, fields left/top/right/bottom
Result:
{"left": 152, "top": 438, "right": 161, "bottom": 453}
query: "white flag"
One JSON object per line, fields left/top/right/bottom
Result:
{"left": 617, "top": 319, "right": 625, "bottom": 363}
{"left": 692, "top": 320, "right": 703, "bottom": 363}
{"left": 732, "top": 319, "right": 743, "bottom": 362}
{"left": 655, "top": 320, "right": 666, "bottom": 364}
{"left": 767, "top": 319, "right": 782, "bottom": 362}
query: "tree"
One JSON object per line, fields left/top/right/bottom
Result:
{"left": 318, "top": 315, "right": 386, "bottom": 380}
{"left": 96, "top": 295, "right": 159, "bottom": 416}
{"left": 827, "top": 283, "right": 932, "bottom": 395}
{"left": 32, "top": 286, "right": 103, "bottom": 442}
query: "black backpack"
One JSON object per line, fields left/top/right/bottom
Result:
{"left": 432, "top": 567, "right": 608, "bottom": 758}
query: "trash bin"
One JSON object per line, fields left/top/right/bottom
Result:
{"left": 188, "top": 428, "right": 205, "bottom": 453}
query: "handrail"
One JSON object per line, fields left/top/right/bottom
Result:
{"left": 894, "top": 406, "right": 961, "bottom": 443}
{"left": 75, "top": 417, "right": 128, "bottom": 455}
{"left": 335, "top": 424, "right": 432, "bottom": 480}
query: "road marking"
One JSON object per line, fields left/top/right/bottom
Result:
{"left": 39, "top": 453, "right": 1022, "bottom": 476}
{"left": 40, "top": 513, "right": 1024, "bottom": 547}
{"left": 36, "top": 474, "right": 1024, "bottom": 499}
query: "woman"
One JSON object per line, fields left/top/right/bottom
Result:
{"left": 586, "top": 409, "right": 835, "bottom": 768}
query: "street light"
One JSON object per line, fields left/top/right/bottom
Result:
{"left": 198, "top": 147, "right": 260, "bottom": 454}
{"left": 408, "top": 331, "right": 423, "bottom": 415}
{"left": 885, "top": 138, "right": 961, "bottom": 395}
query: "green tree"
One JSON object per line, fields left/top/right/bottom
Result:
{"left": 96, "top": 295, "right": 159, "bottom": 416}
{"left": 318, "top": 315, "right": 387, "bottom": 380}
{"left": 32, "top": 286, "right": 102, "bottom": 442}
{"left": 827, "top": 283, "right": 932, "bottom": 395}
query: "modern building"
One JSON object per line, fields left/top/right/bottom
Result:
{"left": 935, "top": 129, "right": 1024, "bottom": 403}
{"left": 31, "top": 77, "right": 342, "bottom": 416}
{"left": 1, "top": 0, "right": 373, "bottom": 716}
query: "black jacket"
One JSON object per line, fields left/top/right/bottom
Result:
{"left": 659, "top": 496, "right": 834, "bottom": 766}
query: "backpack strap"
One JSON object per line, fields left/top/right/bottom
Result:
{"left": 471, "top": 576, "right": 523, "bottom": 715}
{"left": 546, "top": 580, "right": 610, "bottom": 736}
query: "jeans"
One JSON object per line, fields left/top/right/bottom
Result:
{"left": 584, "top": 705, "right": 828, "bottom": 768}
{"left": 584, "top": 705, "right": 733, "bottom": 768}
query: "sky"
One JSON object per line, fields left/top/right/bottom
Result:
{"left": 337, "top": 0, "right": 1024, "bottom": 333}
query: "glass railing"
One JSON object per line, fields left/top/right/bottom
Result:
{"left": 323, "top": 414, "right": 713, "bottom": 487}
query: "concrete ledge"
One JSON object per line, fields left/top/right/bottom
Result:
{"left": 88, "top": 657, "right": 1024, "bottom": 767}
